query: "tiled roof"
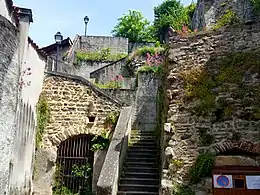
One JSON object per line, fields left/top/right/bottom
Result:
{"left": 28, "top": 37, "right": 48, "bottom": 57}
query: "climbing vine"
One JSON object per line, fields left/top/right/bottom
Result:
{"left": 36, "top": 94, "right": 50, "bottom": 149}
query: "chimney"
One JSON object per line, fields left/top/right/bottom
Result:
{"left": 16, "top": 7, "right": 33, "bottom": 69}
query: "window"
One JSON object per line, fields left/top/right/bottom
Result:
{"left": 88, "top": 116, "right": 95, "bottom": 123}
{"left": 234, "top": 179, "right": 245, "bottom": 189}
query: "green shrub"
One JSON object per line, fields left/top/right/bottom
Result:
{"left": 75, "top": 48, "right": 127, "bottom": 64}
{"left": 189, "top": 152, "right": 215, "bottom": 184}
{"left": 173, "top": 184, "right": 195, "bottom": 195}
{"left": 131, "top": 46, "right": 165, "bottom": 59}
{"left": 252, "top": 0, "right": 260, "bottom": 13}
{"left": 137, "top": 65, "right": 162, "bottom": 74}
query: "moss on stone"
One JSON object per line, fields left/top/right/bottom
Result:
{"left": 213, "top": 9, "right": 239, "bottom": 31}
{"left": 180, "top": 50, "right": 260, "bottom": 120}
{"left": 36, "top": 94, "right": 49, "bottom": 149}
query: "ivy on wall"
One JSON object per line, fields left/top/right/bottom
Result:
{"left": 36, "top": 94, "right": 49, "bottom": 149}
{"left": 189, "top": 152, "right": 216, "bottom": 184}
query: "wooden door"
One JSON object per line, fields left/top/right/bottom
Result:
{"left": 213, "top": 166, "right": 260, "bottom": 195}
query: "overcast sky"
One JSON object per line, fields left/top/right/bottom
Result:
{"left": 14, "top": 0, "right": 194, "bottom": 47}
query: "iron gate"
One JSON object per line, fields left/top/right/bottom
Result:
{"left": 55, "top": 134, "right": 94, "bottom": 194}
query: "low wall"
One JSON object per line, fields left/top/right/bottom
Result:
{"left": 97, "top": 107, "right": 132, "bottom": 195}
{"left": 80, "top": 36, "right": 128, "bottom": 54}
{"left": 90, "top": 58, "right": 136, "bottom": 89}
{"left": 75, "top": 60, "right": 112, "bottom": 79}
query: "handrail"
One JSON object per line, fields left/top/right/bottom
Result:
{"left": 96, "top": 106, "right": 132, "bottom": 195}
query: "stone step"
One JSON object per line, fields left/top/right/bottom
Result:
{"left": 120, "top": 178, "right": 159, "bottom": 185}
{"left": 127, "top": 152, "right": 157, "bottom": 158}
{"left": 125, "top": 161, "right": 157, "bottom": 168}
{"left": 124, "top": 166, "right": 158, "bottom": 174}
{"left": 118, "top": 191, "right": 158, "bottom": 195}
{"left": 118, "top": 184, "right": 159, "bottom": 192}
{"left": 129, "top": 141, "right": 158, "bottom": 147}
{"left": 130, "top": 135, "right": 156, "bottom": 139}
{"left": 131, "top": 130, "right": 156, "bottom": 136}
{"left": 128, "top": 147, "right": 158, "bottom": 153}
{"left": 125, "top": 156, "right": 157, "bottom": 163}
{"left": 128, "top": 145, "right": 159, "bottom": 150}
{"left": 122, "top": 171, "right": 159, "bottom": 179}
{"left": 130, "top": 138, "right": 157, "bottom": 143}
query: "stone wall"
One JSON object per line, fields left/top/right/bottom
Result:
{"left": 102, "top": 89, "right": 136, "bottom": 106}
{"left": 75, "top": 60, "right": 113, "bottom": 80}
{"left": 80, "top": 36, "right": 128, "bottom": 54}
{"left": 90, "top": 58, "right": 136, "bottom": 89}
{"left": 131, "top": 72, "right": 159, "bottom": 131}
{"left": 0, "top": 13, "right": 20, "bottom": 194}
{"left": 33, "top": 72, "right": 122, "bottom": 195}
{"left": 162, "top": 22, "right": 260, "bottom": 194}
{"left": 192, "top": 0, "right": 256, "bottom": 30}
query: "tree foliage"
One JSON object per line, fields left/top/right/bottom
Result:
{"left": 153, "top": 0, "right": 196, "bottom": 38}
{"left": 112, "top": 10, "right": 155, "bottom": 42}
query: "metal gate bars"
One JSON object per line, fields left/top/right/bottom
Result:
{"left": 55, "top": 134, "right": 94, "bottom": 194}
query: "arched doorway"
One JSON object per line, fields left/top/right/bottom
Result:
{"left": 54, "top": 134, "right": 94, "bottom": 194}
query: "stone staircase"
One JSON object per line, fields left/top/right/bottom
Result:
{"left": 117, "top": 130, "right": 160, "bottom": 195}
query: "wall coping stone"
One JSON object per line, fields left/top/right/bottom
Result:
{"left": 45, "top": 71, "right": 125, "bottom": 107}
{"left": 96, "top": 106, "right": 132, "bottom": 195}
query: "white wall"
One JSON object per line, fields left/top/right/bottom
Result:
{"left": 21, "top": 44, "right": 46, "bottom": 106}
{"left": 7, "top": 12, "right": 46, "bottom": 195}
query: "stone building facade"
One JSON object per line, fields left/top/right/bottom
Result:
{"left": 162, "top": 22, "right": 260, "bottom": 194}
{"left": 33, "top": 72, "right": 122, "bottom": 195}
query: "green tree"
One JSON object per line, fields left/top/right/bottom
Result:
{"left": 112, "top": 10, "right": 155, "bottom": 42}
{"left": 153, "top": 0, "right": 196, "bottom": 41}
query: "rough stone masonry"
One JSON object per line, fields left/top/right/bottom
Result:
{"left": 162, "top": 21, "right": 260, "bottom": 195}
{"left": 33, "top": 73, "right": 121, "bottom": 195}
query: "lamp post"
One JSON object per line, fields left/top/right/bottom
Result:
{"left": 54, "top": 32, "right": 63, "bottom": 71}
{"left": 84, "top": 16, "right": 89, "bottom": 36}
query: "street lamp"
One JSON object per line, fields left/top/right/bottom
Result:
{"left": 54, "top": 32, "right": 63, "bottom": 71}
{"left": 84, "top": 16, "right": 89, "bottom": 36}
